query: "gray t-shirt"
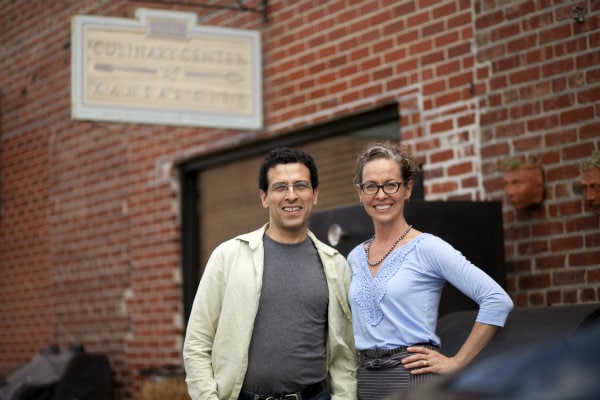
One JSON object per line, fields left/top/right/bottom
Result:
{"left": 242, "top": 235, "right": 329, "bottom": 395}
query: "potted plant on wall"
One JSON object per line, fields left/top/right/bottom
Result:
{"left": 581, "top": 150, "right": 600, "bottom": 214}
{"left": 501, "top": 153, "right": 544, "bottom": 210}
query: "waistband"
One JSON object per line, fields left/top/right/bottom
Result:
{"left": 238, "top": 380, "right": 327, "bottom": 400}
{"left": 360, "top": 343, "right": 439, "bottom": 359}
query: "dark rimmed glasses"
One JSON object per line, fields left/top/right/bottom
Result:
{"left": 359, "top": 181, "right": 404, "bottom": 195}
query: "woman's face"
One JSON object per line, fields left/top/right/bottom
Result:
{"left": 356, "top": 158, "right": 412, "bottom": 225}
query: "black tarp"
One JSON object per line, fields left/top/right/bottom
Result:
{"left": 0, "top": 344, "right": 112, "bottom": 400}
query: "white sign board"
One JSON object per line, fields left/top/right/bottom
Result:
{"left": 71, "top": 9, "right": 262, "bottom": 130}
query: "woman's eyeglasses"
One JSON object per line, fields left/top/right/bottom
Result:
{"left": 359, "top": 181, "right": 404, "bottom": 195}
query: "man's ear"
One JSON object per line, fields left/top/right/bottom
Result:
{"left": 259, "top": 190, "right": 269, "bottom": 209}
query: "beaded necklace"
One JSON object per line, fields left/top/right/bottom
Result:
{"left": 366, "top": 225, "right": 413, "bottom": 267}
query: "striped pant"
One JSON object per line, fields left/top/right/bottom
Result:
{"left": 357, "top": 345, "right": 440, "bottom": 400}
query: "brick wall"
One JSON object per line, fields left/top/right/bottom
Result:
{"left": 0, "top": 128, "right": 54, "bottom": 371}
{"left": 474, "top": 1, "right": 600, "bottom": 306}
{"left": 1, "top": 1, "right": 598, "bottom": 399}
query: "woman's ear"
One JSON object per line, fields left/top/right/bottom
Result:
{"left": 404, "top": 180, "right": 414, "bottom": 201}
{"left": 355, "top": 184, "right": 363, "bottom": 203}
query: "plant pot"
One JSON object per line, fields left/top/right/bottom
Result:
{"left": 581, "top": 166, "right": 600, "bottom": 214}
{"left": 503, "top": 164, "right": 544, "bottom": 210}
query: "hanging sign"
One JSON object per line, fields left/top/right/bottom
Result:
{"left": 71, "top": 8, "right": 262, "bottom": 129}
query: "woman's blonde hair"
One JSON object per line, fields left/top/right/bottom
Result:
{"left": 353, "top": 141, "right": 420, "bottom": 184}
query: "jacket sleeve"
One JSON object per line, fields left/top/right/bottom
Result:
{"left": 183, "top": 246, "right": 227, "bottom": 400}
{"left": 327, "top": 253, "right": 358, "bottom": 400}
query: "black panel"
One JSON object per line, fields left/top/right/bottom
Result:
{"left": 180, "top": 170, "right": 200, "bottom": 326}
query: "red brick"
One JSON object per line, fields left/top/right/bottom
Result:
{"left": 553, "top": 269, "right": 586, "bottom": 286}
{"left": 529, "top": 291, "right": 546, "bottom": 305}
{"left": 580, "top": 288, "right": 597, "bottom": 302}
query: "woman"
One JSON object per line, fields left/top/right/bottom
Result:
{"left": 347, "top": 142, "right": 513, "bottom": 400}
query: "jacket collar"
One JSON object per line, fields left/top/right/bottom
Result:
{"left": 237, "top": 223, "right": 339, "bottom": 257}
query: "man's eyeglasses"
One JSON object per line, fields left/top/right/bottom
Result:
{"left": 359, "top": 181, "right": 404, "bottom": 195}
{"left": 269, "top": 181, "right": 312, "bottom": 194}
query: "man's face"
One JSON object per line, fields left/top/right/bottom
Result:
{"left": 259, "top": 162, "right": 318, "bottom": 241}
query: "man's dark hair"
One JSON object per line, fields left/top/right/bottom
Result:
{"left": 258, "top": 147, "right": 319, "bottom": 191}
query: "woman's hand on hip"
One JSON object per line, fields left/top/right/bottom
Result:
{"left": 402, "top": 345, "right": 461, "bottom": 375}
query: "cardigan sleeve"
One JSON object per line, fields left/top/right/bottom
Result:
{"left": 419, "top": 235, "right": 513, "bottom": 327}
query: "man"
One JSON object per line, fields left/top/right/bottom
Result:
{"left": 183, "top": 147, "right": 358, "bottom": 400}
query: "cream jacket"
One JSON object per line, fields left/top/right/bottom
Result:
{"left": 183, "top": 224, "right": 358, "bottom": 400}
